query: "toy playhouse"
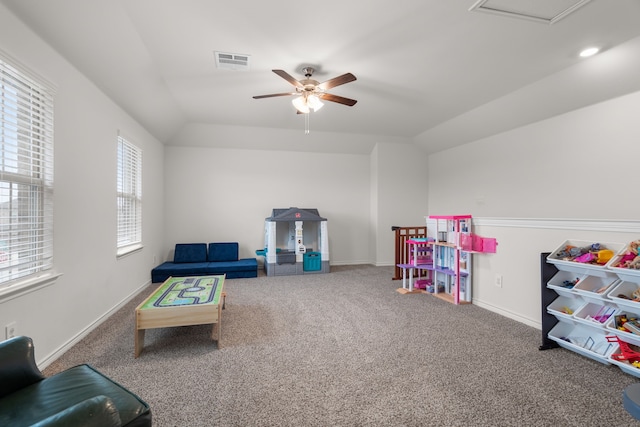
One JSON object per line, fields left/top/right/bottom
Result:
{"left": 258, "top": 207, "right": 330, "bottom": 276}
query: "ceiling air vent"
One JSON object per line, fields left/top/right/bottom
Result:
{"left": 214, "top": 51, "right": 250, "bottom": 71}
{"left": 469, "top": 0, "right": 592, "bottom": 24}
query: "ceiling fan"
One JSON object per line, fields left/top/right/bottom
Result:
{"left": 253, "top": 67, "right": 357, "bottom": 114}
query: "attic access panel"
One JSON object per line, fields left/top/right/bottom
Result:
{"left": 469, "top": 0, "right": 592, "bottom": 24}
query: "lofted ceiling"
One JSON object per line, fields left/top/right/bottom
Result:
{"left": 3, "top": 0, "right": 640, "bottom": 154}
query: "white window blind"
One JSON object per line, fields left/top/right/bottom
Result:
{"left": 0, "top": 54, "right": 54, "bottom": 286}
{"left": 117, "top": 134, "right": 142, "bottom": 254}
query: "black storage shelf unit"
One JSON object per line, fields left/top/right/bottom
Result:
{"left": 540, "top": 252, "right": 560, "bottom": 351}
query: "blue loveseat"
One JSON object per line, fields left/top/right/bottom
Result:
{"left": 151, "top": 242, "right": 258, "bottom": 283}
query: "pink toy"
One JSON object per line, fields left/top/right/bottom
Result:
{"left": 614, "top": 240, "right": 640, "bottom": 269}
{"left": 619, "top": 253, "right": 637, "bottom": 265}
{"left": 574, "top": 252, "right": 595, "bottom": 263}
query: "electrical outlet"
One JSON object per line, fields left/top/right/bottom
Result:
{"left": 495, "top": 274, "right": 503, "bottom": 288}
{"left": 5, "top": 321, "right": 17, "bottom": 339}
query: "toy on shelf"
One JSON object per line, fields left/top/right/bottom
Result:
{"left": 612, "top": 239, "right": 640, "bottom": 270}
{"left": 549, "top": 242, "right": 616, "bottom": 266}
{"left": 607, "top": 336, "right": 640, "bottom": 368}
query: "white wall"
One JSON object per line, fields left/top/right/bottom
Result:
{"left": 472, "top": 220, "right": 638, "bottom": 327}
{"left": 0, "top": 5, "right": 165, "bottom": 365}
{"left": 165, "top": 122, "right": 425, "bottom": 266}
{"left": 162, "top": 137, "right": 428, "bottom": 267}
{"left": 371, "top": 143, "right": 429, "bottom": 266}
{"left": 428, "top": 91, "right": 640, "bottom": 327}
{"left": 369, "top": 145, "right": 380, "bottom": 264}
{"left": 163, "top": 146, "right": 373, "bottom": 265}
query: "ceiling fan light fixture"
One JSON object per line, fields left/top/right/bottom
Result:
{"left": 308, "top": 95, "right": 324, "bottom": 111}
{"left": 292, "top": 96, "right": 310, "bottom": 113}
{"left": 292, "top": 94, "right": 324, "bottom": 113}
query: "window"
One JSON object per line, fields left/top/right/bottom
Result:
{"left": 0, "top": 53, "right": 54, "bottom": 287}
{"left": 116, "top": 133, "right": 142, "bottom": 256}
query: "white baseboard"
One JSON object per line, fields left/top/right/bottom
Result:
{"left": 473, "top": 298, "right": 541, "bottom": 330}
{"left": 330, "top": 259, "right": 372, "bottom": 266}
{"left": 37, "top": 280, "right": 151, "bottom": 369}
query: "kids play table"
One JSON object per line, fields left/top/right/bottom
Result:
{"left": 135, "top": 275, "right": 225, "bottom": 357}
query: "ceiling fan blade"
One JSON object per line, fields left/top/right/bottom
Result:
{"left": 317, "top": 73, "right": 357, "bottom": 91}
{"left": 318, "top": 93, "right": 358, "bottom": 106}
{"left": 253, "top": 92, "right": 296, "bottom": 99}
{"left": 272, "top": 69, "right": 304, "bottom": 89}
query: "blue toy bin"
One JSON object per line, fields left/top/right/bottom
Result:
{"left": 304, "top": 252, "right": 321, "bottom": 271}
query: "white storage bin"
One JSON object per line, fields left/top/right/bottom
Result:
{"left": 546, "top": 270, "right": 582, "bottom": 299}
{"left": 610, "top": 267, "right": 640, "bottom": 284}
{"left": 547, "top": 239, "right": 624, "bottom": 278}
{"left": 573, "top": 276, "right": 619, "bottom": 304}
{"left": 607, "top": 281, "right": 640, "bottom": 312}
{"left": 608, "top": 252, "right": 640, "bottom": 283}
{"left": 606, "top": 312, "right": 640, "bottom": 348}
{"left": 609, "top": 355, "right": 640, "bottom": 378}
{"left": 548, "top": 322, "right": 616, "bottom": 364}
{"left": 573, "top": 302, "right": 618, "bottom": 329}
{"left": 608, "top": 338, "right": 640, "bottom": 379}
{"left": 547, "top": 297, "right": 584, "bottom": 324}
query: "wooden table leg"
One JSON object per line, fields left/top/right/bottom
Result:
{"left": 212, "top": 296, "right": 224, "bottom": 343}
{"left": 212, "top": 323, "right": 218, "bottom": 342}
{"left": 135, "top": 328, "right": 145, "bottom": 358}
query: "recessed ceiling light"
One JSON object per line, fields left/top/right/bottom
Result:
{"left": 579, "top": 47, "right": 600, "bottom": 58}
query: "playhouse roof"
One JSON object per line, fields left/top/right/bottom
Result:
{"left": 266, "top": 207, "right": 326, "bottom": 222}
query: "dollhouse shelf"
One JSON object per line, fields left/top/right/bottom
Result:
{"left": 396, "top": 215, "right": 473, "bottom": 304}
{"left": 396, "top": 215, "right": 496, "bottom": 305}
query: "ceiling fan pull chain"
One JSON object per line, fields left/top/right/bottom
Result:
{"left": 305, "top": 111, "right": 310, "bottom": 135}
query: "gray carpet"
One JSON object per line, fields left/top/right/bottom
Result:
{"left": 43, "top": 265, "right": 640, "bottom": 426}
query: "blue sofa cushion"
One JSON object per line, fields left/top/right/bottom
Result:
{"left": 207, "top": 258, "right": 257, "bottom": 274}
{"left": 225, "top": 270, "right": 258, "bottom": 279}
{"left": 208, "top": 243, "right": 238, "bottom": 262}
{"left": 174, "top": 243, "right": 207, "bottom": 263}
{"left": 151, "top": 262, "right": 210, "bottom": 283}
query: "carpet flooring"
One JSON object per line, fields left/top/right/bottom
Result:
{"left": 43, "top": 265, "right": 640, "bottom": 426}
